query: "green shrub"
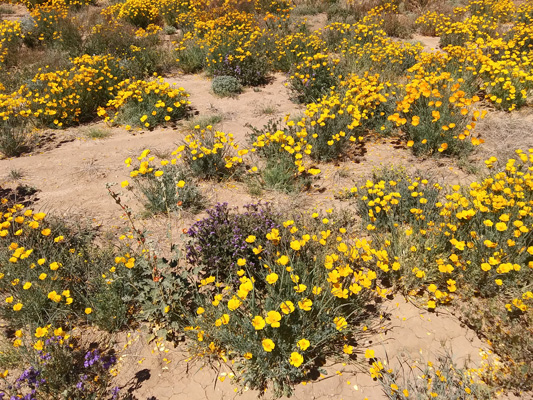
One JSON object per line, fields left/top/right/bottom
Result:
{"left": 129, "top": 163, "right": 204, "bottom": 215}
{"left": 175, "top": 37, "right": 207, "bottom": 73}
{"left": 174, "top": 126, "right": 244, "bottom": 180}
{"left": 350, "top": 151, "right": 533, "bottom": 324}
{"left": 289, "top": 53, "right": 340, "bottom": 104}
{"left": 0, "top": 120, "right": 34, "bottom": 158}
{"left": 212, "top": 75, "right": 242, "bottom": 97}
{"left": 390, "top": 74, "right": 482, "bottom": 157}
{"left": 102, "top": 77, "right": 190, "bottom": 129}
{"left": 0, "top": 20, "right": 23, "bottom": 68}
{"left": 377, "top": 351, "right": 493, "bottom": 399}
{"left": 207, "top": 31, "right": 270, "bottom": 86}
{"left": 1, "top": 330, "right": 120, "bottom": 399}
{"left": 247, "top": 118, "right": 310, "bottom": 192}
{"left": 176, "top": 205, "right": 381, "bottom": 397}
{"left": 0, "top": 205, "right": 120, "bottom": 330}
{"left": 21, "top": 3, "right": 83, "bottom": 54}
{"left": 354, "top": 166, "right": 441, "bottom": 232}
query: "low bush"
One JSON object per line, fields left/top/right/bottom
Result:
{"left": 0, "top": 203, "right": 124, "bottom": 330}
{"left": 173, "top": 126, "right": 245, "bottom": 180}
{"left": 125, "top": 156, "right": 204, "bottom": 215}
{"left": 206, "top": 29, "right": 270, "bottom": 87}
{"left": 288, "top": 53, "right": 340, "bottom": 104}
{"left": 0, "top": 329, "right": 120, "bottom": 399}
{"left": 28, "top": 54, "right": 127, "bottom": 127}
{"left": 388, "top": 71, "right": 484, "bottom": 157}
{"left": 0, "top": 119, "right": 34, "bottom": 158}
{"left": 175, "top": 36, "right": 207, "bottom": 73}
{"left": 176, "top": 204, "right": 382, "bottom": 397}
{"left": 211, "top": 75, "right": 242, "bottom": 97}
{"left": 185, "top": 202, "right": 281, "bottom": 283}
{"left": 100, "top": 77, "right": 190, "bottom": 129}
{"left": 247, "top": 118, "right": 311, "bottom": 192}
{"left": 376, "top": 351, "right": 494, "bottom": 399}
{"left": 0, "top": 20, "right": 23, "bottom": 68}
{"left": 348, "top": 153, "right": 533, "bottom": 390}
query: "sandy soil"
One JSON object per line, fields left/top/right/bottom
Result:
{"left": 110, "top": 296, "right": 487, "bottom": 400}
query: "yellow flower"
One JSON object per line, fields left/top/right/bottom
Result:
{"left": 289, "top": 352, "right": 304, "bottom": 367}
{"left": 265, "top": 311, "right": 282, "bottom": 328}
{"left": 197, "top": 307, "right": 205, "bottom": 315}
{"left": 290, "top": 240, "right": 301, "bottom": 251}
{"left": 33, "top": 212, "right": 46, "bottom": 221}
{"left": 280, "top": 301, "right": 295, "bottom": 314}
{"left": 294, "top": 284, "right": 307, "bottom": 293}
{"left": 297, "top": 338, "right": 310, "bottom": 351}
{"left": 237, "top": 258, "right": 246, "bottom": 266}
{"left": 41, "top": 228, "right": 51, "bottom": 236}
{"left": 251, "top": 316, "right": 266, "bottom": 330}
{"left": 39, "top": 273, "right": 47, "bottom": 280}
{"left": 48, "top": 291, "right": 61, "bottom": 303}
{"left": 262, "top": 338, "right": 275, "bottom": 352}
{"left": 49, "top": 262, "right": 61, "bottom": 271}
{"left": 244, "top": 352, "right": 253, "bottom": 359}
{"left": 334, "top": 316, "right": 347, "bottom": 331}
{"left": 277, "top": 255, "right": 289, "bottom": 265}
{"left": 343, "top": 344, "right": 353, "bottom": 354}
{"left": 496, "top": 222, "right": 507, "bottom": 231}
{"left": 245, "top": 235, "right": 256, "bottom": 243}
{"left": 298, "top": 298, "right": 312, "bottom": 311}
{"left": 154, "top": 171, "right": 164, "bottom": 177}
{"left": 121, "top": 180, "right": 129, "bottom": 188}
{"left": 13, "top": 303, "right": 23, "bottom": 311}
{"left": 33, "top": 340, "right": 43, "bottom": 351}
{"left": 220, "top": 314, "right": 230, "bottom": 325}
{"left": 23, "top": 282, "right": 32, "bottom": 290}
{"left": 228, "top": 296, "right": 242, "bottom": 311}
{"left": 85, "top": 308, "right": 92, "bottom": 315}
{"left": 6, "top": 296, "right": 13, "bottom": 303}
{"left": 266, "top": 272, "right": 278, "bottom": 285}
{"left": 365, "top": 349, "right": 375, "bottom": 359}
{"left": 35, "top": 326, "right": 48, "bottom": 338}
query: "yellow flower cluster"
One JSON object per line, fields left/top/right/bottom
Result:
{"left": 0, "top": 203, "right": 80, "bottom": 313}
{"left": 99, "top": 76, "right": 190, "bottom": 128}
{"left": 183, "top": 219, "right": 384, "bottom": 378}
{"left": 173, "top": 126, "right": 244, "bottom": 172}
{"left": 416, "top": 0, "right": 533, "bottom": 111}
{"left": 0, "top": 20, "right": 22, "bottom": 67}
{"left": 102, "top": 0, "right": 160, "bottom": 28}
{"left": 352, "top": 150, "right": 533, "bottom": 313}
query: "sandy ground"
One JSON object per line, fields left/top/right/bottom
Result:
{"left": 110, "top": 296, "right": 487, "bottom": 400}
